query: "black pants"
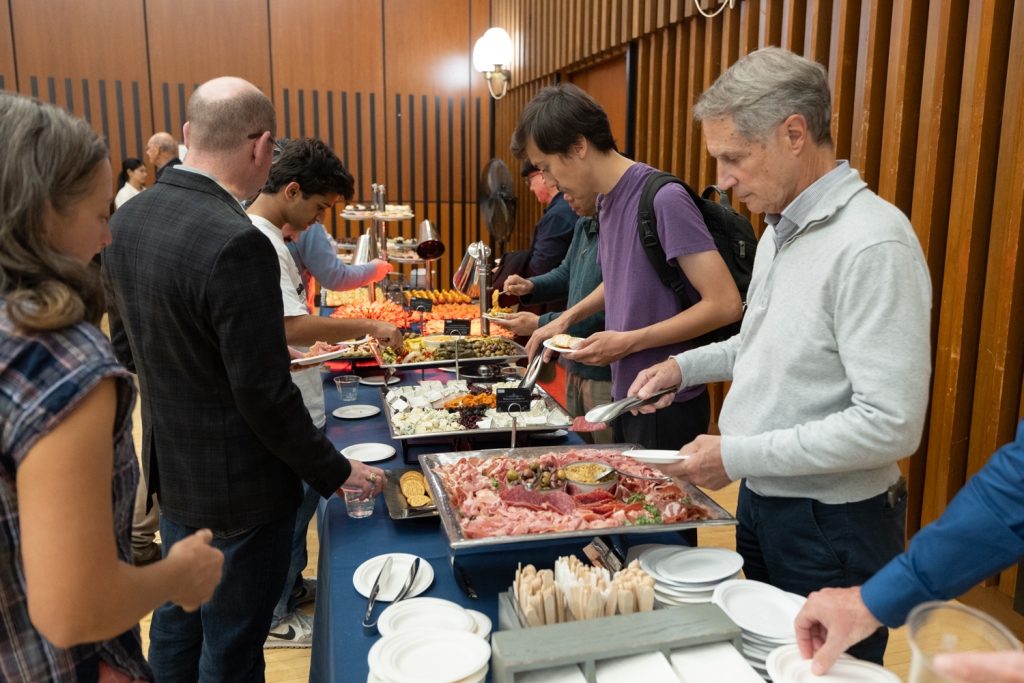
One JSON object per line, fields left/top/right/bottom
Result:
{"left": 736, "top": 480, "right": 907, "bottom": 665}
{"left": 613, "top": 389, "right": 710, "bottom": 546}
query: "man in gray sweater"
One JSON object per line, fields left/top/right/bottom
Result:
{"left": 629, "top": 48, "right": 932, "bottom": 665}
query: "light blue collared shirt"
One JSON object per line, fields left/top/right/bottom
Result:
{"left": 764, "top": 160, "right": 851, "bottom": 249}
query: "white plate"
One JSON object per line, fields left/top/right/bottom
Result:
{"left": 378, "top": 598, "right": 475, "bottom": 637}
{"left": 341, "top": 443, "right": 395, "bottom": 462}
{"left": 766, "top": 644, "right": 898, "bottom": 683}
{"left": 291, "top": 337, "right": 372, "bottom": 365}
{"left": 482, "top": 314, "right": 510, "bottom": 323}
{"left": 466, "top": 609, "right": 492, "bottom": 640}
{"left": 654, "top": 574, "right": 738, "bottom": 595}
{"left": 542, "top": 338, "right": 584, "bottom": 354}
{"left": 361, "top": 375, "right": 402, "bottom": 386}
{"left": 623, "top": 449, "right": 690, "bottom": 464}
{"left": 712, "top": 580, "right": 805, "bottom": 642}
{"left": 353, "top": 553, "right": 434, "bottom": 602}
{"left": 638, "top": 546, "right": 686, "bottom": 575}
{"left": 652, "top": 547, "right": 745, "bottom": 584}
{"left": 373, "top": 629, "right": 491, "bottom": 683}
{"left": 333, "top": 405, "right": 381, "bottom": 419}
{"left": 655, "top": 593, "right": 712, "bottom": 606}
{"left": 530, "top": 429, "right": 569, "bottom": 438}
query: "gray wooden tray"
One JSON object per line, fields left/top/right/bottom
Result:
{"left": 490, "top": 599, "right": 742, "bottom": 683}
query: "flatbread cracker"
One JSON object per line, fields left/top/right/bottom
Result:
{"left": 401, "top": 480, "right": 426, "bottom": 497}
{"left": 406, "top": 494, "right": 433, "bottom": 508}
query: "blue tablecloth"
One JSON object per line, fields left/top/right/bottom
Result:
{"left": 308, "top": 367, "right": 689, "bottom": 683}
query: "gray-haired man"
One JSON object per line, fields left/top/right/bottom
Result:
{"left": 629, "top": 47, "right": 932, "bottom": 664}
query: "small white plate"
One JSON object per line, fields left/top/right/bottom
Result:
{"left": 373, "top": 629, "right": 491, "bottom": 683}
{"left": 766, "top": 644, "right": 898, "bottom": 683}
{"left": 378, "top": 598, "right": 475, "bottom": 637}
{"left": 341, "top": 443, "right": 395, "bottom": 462}
{"left": 353, "top": 553, "right": 434, "bottom": 602}
{"left": 291, "top": 337, "right": 372, "bottom": 366}
{"left": 482, "top": 313, "right": 509, "bottom": 322}
{"left": 623, "top": 449, "right": 689, "bottom": 464}
{"left": 712, "top": 580, "right": 805, "bottom": 642}
{"left": 361, "top": 375, "right": 401, "bottom": 386}
{"left": 530, "top": 429, "right": 569, "bottom": 438}
{"left": 542, "top": 338, "right": 584, "bottom": 354}
{"left": 466, "top": 609, "right": 492, "bottom": 640}
{"left": 652, "top": 547, "right": 745, "bottom": 584}
{"left": 333, "top": 405, "right": 381, "bottom": 420}
{"left": 655, "top": 592, "right": 712, "bottom": 606}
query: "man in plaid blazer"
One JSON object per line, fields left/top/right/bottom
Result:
{"left": 102, "top": 77, "right": 384, "bottom": 683}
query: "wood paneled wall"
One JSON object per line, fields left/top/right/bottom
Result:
{"left": 492, "top": 0, "right": 1024, "bottom": 620}
{"left": 0, "top": 0, "right": 490, "bottom": 289}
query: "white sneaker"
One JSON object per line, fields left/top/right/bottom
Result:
{"left": 293, "top": 577, "right": 316, "bottom": 607}
{"left": 264, "top": 610, "right": 314, "bottom": 649}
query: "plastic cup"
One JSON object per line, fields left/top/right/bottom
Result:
{"left": 334, "top": 375, "right": 359, "bottom": 402}
{"left": 907, "top": 601, "right": 1022, "bottom": 683}
{"left": 342, "top": 487, "right": 374, "bottom": 518}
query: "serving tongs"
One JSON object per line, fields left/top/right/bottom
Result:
{"left": 574, "top": 460, "right": 673, "bottom": 483}
{"left": 362, "top": 556, "right": 393, "bottom": 635}
{"left": 517, "top": 352, "right": 544, "bottom": 392}
{"left": 583, "top": 386, "right": 680, "bottom": 425}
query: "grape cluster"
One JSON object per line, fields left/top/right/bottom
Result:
{"left": 448, "top": 404, "right": 489, "bottom": 429}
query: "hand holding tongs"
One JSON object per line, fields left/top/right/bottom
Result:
{"left": 583, "top": 386, "right": 680, "bottom": 424}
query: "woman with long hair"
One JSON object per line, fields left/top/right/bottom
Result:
{"left": 0, "top": 92, "right": 223, "bottom": 682}
{"left": 113, "top": 158, "right": 146, "bottom": 209}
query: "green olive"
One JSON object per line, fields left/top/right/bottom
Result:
{"left": 541, "top": 471, "right": 551, "bottom": 484}
{"left": 529, "top": 462, "right": 540, "bottom": 473}
{"left": 557, "top": 469, "right": 566, "bottom": 480}
{"left": 506, "top": 469, "right": 519, "bottom": 482}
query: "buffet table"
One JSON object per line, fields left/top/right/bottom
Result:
{"left": 309, "top": 366, "right": 692, "bottom": 683}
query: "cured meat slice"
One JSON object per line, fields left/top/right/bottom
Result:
{"left": 573, "top": 489, "right": 614, "bottom": 505}
{"left": 571, "top": 416, "right": 607, "bottom": 432}
{"left": 500, "top": 486, "right": 577, "bottom": 515}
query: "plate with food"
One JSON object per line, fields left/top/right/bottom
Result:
{"left": 291, "top": 340, "right": 356, "bottom": 365}
{"left": 420, "top": 444, "right": 735, "bottom": 551}
{"left": 542, "top": 335, "right": 586, "bottom": 354}
{"left": 383, "top": 469, "right": 439, "bottom": 519}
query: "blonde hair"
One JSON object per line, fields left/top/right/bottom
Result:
{"left": 0, "top": 92, "right": 109, "bottom": 333}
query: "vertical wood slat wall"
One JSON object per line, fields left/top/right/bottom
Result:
{"left": 492, "top": 0, "right": 1024, "bottom": 610}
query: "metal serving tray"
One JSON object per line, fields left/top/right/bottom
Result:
{"left": 377, "top": 387, "right": 572, "bottom": 441}
{"left": 370, "top": 338, "right": 528, "bottom": 370}
{"left": 382, "top": 469, "right": 438, "bottom": 520}
{"left": 419, "top": 444, "right": 737, "bottom": 553}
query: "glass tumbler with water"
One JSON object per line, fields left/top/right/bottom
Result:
{"left": 907, "top": 601, "right": 1021, "bottom": 683}
{"left": 334, "top": 375, "right": 359, "bottom": 401}
{"left": 343, "top": 487, "right": 375, "bottom": 518}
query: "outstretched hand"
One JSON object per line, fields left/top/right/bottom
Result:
{"left": 794, "top": 587, "right": 882, "bottom": 675}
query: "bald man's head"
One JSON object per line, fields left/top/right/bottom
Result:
{"left": 146, "top": 131, "right": 178, "bottom": 166}
{"left": 186, "top": 77, "right": 276, "bottom": 153}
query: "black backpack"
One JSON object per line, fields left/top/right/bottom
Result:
{"left": 637, "top": 171, "right": 757, "bottom": 345}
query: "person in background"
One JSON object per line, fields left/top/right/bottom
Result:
{"left": 103, "top": 77, "right": 385, "bottom": 682}
{"left": 627, "top": 48, "right": 932, "bottom": 664}
{"left": 288, "top": 221, "right": 391, "bottom": 296}
{"left": 247, "top": 138, "right": 402, "bottom": 648}
{"left": 145, "top": 131, "right": 181, "bottom": 180}
{"left": 114, "top": 157, "right": 147, "bottom": 208}
{"left": 514, "top": 83, "right": 742, "bottom": 459}
{"left": 521, "top": 160, "right": 576, "bottom": 278}
{"left": 502, "top": 189, "right": 613, "bottom": 444}
{"left": 794, "top": 418, "right": 1024, "bottom": 681}
{"left": 0, "top": 92, "right": 223, "bottom": 683}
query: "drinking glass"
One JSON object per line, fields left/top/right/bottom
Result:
{"left": 342, "top": 487, "right": 375, "bottom": 518}
{"left": 907, "top": 601, "right": 1021, "bottom": 683}
{"left": 334, "top": 375, "right": 359, "bottom": 401}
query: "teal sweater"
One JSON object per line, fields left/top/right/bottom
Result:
{"left": 521, "top": 215, "right": 610, "bottom": 382}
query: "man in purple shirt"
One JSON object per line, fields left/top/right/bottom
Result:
{"left": 514, "top": 83, "right": 742, "bottom": 457}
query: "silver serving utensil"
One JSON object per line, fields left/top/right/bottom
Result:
{"left": 583, "top": 386, "right": 680, "bottom": 424}
{"left": 573, "top": 460, "right": 674, "bottom": 483}
{"left": 518, "top": 351, "right": 545, "bottom": 392}
{"left": 392, "top": 558, "right": 420, "bottom": 604}
{"left": 362, "top": 556, "right": 393, "bottom": 635}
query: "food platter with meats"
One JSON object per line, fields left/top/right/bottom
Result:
{"left": 419, "top": 445, "right": 736, "bottom": 553}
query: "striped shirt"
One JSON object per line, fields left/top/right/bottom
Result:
{"left": 765, "top": 160, "right": 852, "bottom": 249}
{"left": 0, "top": 300, "right": 151, "bottom": 683}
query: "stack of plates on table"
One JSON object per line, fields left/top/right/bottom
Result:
{"left": 638, "top": 546, "right": 744, "bottom": 607}
{"left": 378, "top": 597, "right": 492, "bottom": 641}
{"left": 353, "top": 554, "right": 435, "bottom": 602}
{"left": 367, "top": 628, "right": 492, "bottom": 683}
{"left": 711, "top": 580, "right": 808, "bottom": 679}
{"left": 766, "top": 644, "right": 900, "bottom": 683}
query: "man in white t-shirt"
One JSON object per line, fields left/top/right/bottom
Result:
{"left": 246, "top": 138, "right": 403, "bottom": 647}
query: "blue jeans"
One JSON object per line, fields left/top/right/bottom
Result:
{"left": 148, "top": 512, "right": 295, "bottom": 683}
{"left": 271, "top": 482, "right": 322, "bottom": 626}
{"left": 736, "top": 480, "right": 907, "bottom": 665}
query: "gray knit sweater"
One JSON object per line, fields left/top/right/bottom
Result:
{"left": 673, "top": 167, "right": 932, "bottom": 504}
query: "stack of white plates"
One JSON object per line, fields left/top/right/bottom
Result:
{"left": 367, "top": 628, "right": 491, "bottom": 683}
{"left": 378, "top": 597, "right": 492, "bottom": 640}
{"left": 711, "top": 580, "right": 807, "bottom": 679}
{"left": 638, "top": 546, "right": 744, "bottom": 606}
{"left": 766, "top": 644, "right": 900, "bottom": 683}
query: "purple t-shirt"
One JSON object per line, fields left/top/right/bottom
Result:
{"left": 596, "top": 163, "right": 717, "bottom": 401}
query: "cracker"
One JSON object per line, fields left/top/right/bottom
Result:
{"left": 406, "top": 494, "right": 433, "bottom": 508}
{"left": 401, "top": 480, "right": 426, "bottom": 497}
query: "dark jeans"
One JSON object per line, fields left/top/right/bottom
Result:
{"left": 736, "top": 480, "right": 907, "bottom": 665}
{"left": 272, "top": 482, "right": 322, "bottom": 626}
{"left": 613, "top": 388, "right": 710, "bottom": 547}
{"left": 148, "top": 512, "right": 295, "bottom": 683}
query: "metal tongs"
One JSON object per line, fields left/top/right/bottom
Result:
{"left": 362, "top": 556, "right": 393, "bottom": 635}
{"left": 583, "top": 386, "right": 680, "bottom": 424}
{"left": 517, "top": 352, "right": 544, "bottom": 392}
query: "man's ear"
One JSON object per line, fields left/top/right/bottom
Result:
{"left": 573, "top": 136, "right": 588, "bottom": 160}
{"left": 784, "top": 114, "right": 809, "bottom": 154}
{"left": 284, "top": 181, "right": 302, "bottom": 200}
{"left": 182, "top": 122, "right": 191, "bottom": 148}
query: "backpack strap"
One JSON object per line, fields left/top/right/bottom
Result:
{"left": 638, "top": 171, "right": 692, "bottom": 312}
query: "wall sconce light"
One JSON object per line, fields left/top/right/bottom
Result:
{"left": 473, "top": 28, "right": 513, "bottom": 100}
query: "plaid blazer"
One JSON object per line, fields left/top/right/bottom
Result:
{"left": 102, "top": 168, "right": 351, "bottom": 529}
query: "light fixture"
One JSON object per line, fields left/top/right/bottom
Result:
{"left": 473, "top": 28, "right": 513, "bottom": 100}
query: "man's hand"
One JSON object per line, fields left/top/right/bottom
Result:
{"left": 370, "top": 259, "right": 393, "bottom": 282}
{"left": 626, "top": 360, "right": 682, "bottom": 413}
{"left": 504, "top": 275, "right": 534, "bottom": 297}
{"left": 526, "top": 316, "right": 569, "bottom": 361}
{"left": 166, "top": 529, "right": 225, "bottom": 612}
{"left": 341, "top": 461, "right": 386, "bottom": 500}
{"left": 371, "top": 322, "right": 404, "bottom": 350}
{"left": 501, "top": 312, "right": 539, "bottom": 336}
{"left": 933, "top": 652, "right": 1024, "bottom": 683}
{"left": 568, "top": 330, "right": 638, "bottom": 367}
{"left": 794, "top": 587, "right": 882, "bottom": 675}
{"left": 658, "top": 435, "right": 732, "bottom": 490}
{"left": 287, "top": 346, "right": 313, "bottom": 372}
